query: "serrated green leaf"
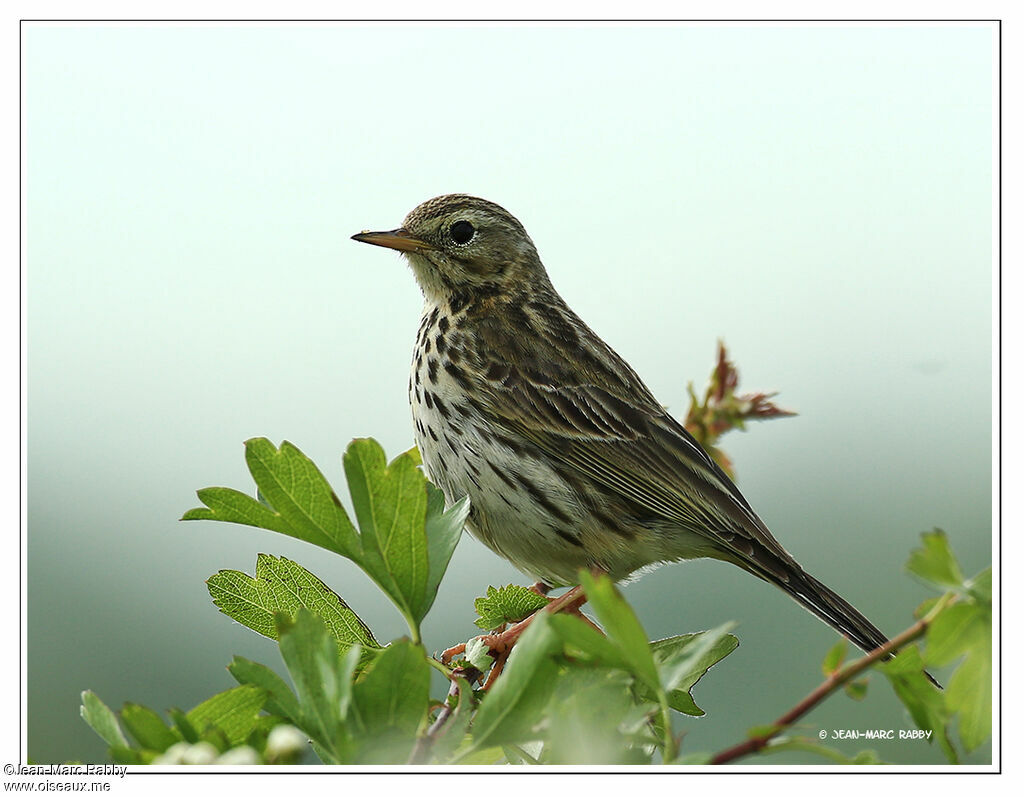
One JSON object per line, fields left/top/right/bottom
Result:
{"left": 80, "top": 691, "right": 128, "bottom": 749}
{"left": 905, "top": 529, "right": 964, "bottom": 590}
{"left": 185, "top": 685, "right": 267, "bottom": 747}
{"left": 579, "top": 571, "right": 659, "bottom": 691}
{"left": 469, "top": 613, "right": 560, "bottom": 751}
{"left": 227, "top": 656, "right": 301, "bottom": 725}
{"left": 247, "top": 438, "right": 362, "bottom": 557}
{"left": 822, "top": 638, "right": 848, "bottom": 677}
{"left": 350, "top": 639, "right": 431, "bottom": 763}
{"left": 119, "top": 703, "right": 179, "bottom": 752}
{"left": 186, "top": 438, "right": 467, "bottom": 644}
{"left": 207, "top": 554, "right": 381, "bottom": 657}
{"left": 474, "top": 584, "right": 550, "bottom": 630}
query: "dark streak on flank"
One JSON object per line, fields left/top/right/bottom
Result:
{"left": 486, "top": 460, "right": 518, "bottom": 491}
{"left": 434, "top": 395, "right": 451, "bottom": 419}
{"left": 514, "top": 473, "right": 572, "bottom": 525}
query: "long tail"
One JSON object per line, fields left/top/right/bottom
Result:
{"left": 773, "top": 568, "right": 942, "bottom": 689}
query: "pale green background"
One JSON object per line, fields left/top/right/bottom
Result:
{"left": 27, "top": 23, "right": 993, "bottom": 765}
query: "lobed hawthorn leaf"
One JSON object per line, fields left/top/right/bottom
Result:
{"left": 905, "top": 529, "right": 964, "bottom": 590}
{"left": 183, "top": 439, "right": 360, "bottom": 559}
{"left": 207, "top": 554, "right": 381, "bottom": 658}
{"left": 186, "top": 438, "right": 469, "bottom": 643}
{"left": 474, "top": 584, "right": 550, "bottom": 630}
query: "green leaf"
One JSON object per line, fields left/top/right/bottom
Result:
{"left": 579, "top": 571, "right": 660, "bottom": 691}
{"left": 185, "top": 685, "right": 267, "bottom": 747}
{"left": 925, "top": 603, "right": 981, "bottom": 667}
{"left": 425, "top": 483, "right": 470, "bottom": 608}
{"left": 844, "top": 679, "right": 869, "bottom": 701}
{"left": 80, "top": 691, "right": 129, "bottom": 749}
{"left": 674, "top": 752, "right": 713, "bottom": 764}
{"left": 470, "top": 612, "right": 561, "bottom": 751}
{"left": 275, "top": 609, "right": 358, "bottom": 759}
{"left": 474, "top": 584, "right": 550, "bottom": 630}
{"left": 186, "top": 438, "right": 467, "bottom": 644}
{"left": 922, "top": 587, "right": 991, "bottom": 752}
{"left": 167, "top": 709, "right": 198, "bottom": 744}
{"left": 946, "top": 627, "right": 992, "bottom": 752}
{"left": 761, "top": 738, "right": 883, "bottom": 764}
{"left": 905, "top": 529, "right": 964, "bottom": 590}
{"left": 822, "top": 638, "right": 848, "bottom": 677}
{"left": 547, "top": 612, "right": 633, "bottom": 673}
{"left": 246, "top": 439, "right": 362, "bottom": 557}
{"left": 227, "top": 656, "right": 302, "bottom": 724}
{"left": 883, "top": 645, "right": 957, "bottom": 763}
{"left": 342, "top": 439, "right": 430, "bottom": 632}
{"left": 651, "top": 625, "right": 738, "bottom": 716}
{"left": 966, "top": 568, "right": 992, "bottom": 604}
{"left": 542, "top": 668, "right": 654, "bottom": 764}
{"left": 183, "top": 439, "right": 361, "bottom": 559}
{"left": 207, "top": 554, "right": 381, "bottom": 657}
{"left": 119, "top": 704, "right": 179, "bottom": 752}
{"left": 349, "top": 639, "right": 432, "bottom": 763}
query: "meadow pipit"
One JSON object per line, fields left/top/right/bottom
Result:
{"left": 353, "top": 194, "right": 898, "bottom": 659}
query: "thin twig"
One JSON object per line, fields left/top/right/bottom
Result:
{"left": 709, "top": 592, "right": 956, "bottom": 765}
{"left": 408, "top": 666, "right": 477, "bottom": 764}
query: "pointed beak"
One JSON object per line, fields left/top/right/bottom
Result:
{"left": 351, "top": 228, "right": 434, "bottom": 253}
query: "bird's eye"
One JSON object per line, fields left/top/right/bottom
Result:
{"left": 449, "top": 220, "right": 475, "bottom": 245}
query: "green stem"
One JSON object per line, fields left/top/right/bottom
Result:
{"left": 658, "top": 692, "right": 678, "bottom": 763}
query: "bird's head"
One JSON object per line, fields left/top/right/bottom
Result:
{"left": 352, "top": 194, "right": 550, "bottom": 301}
